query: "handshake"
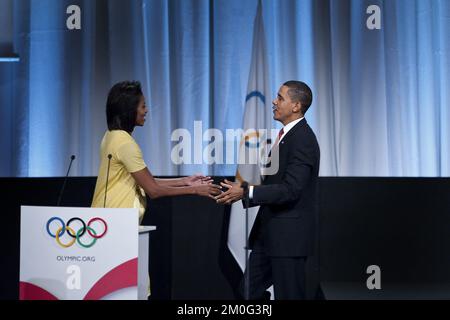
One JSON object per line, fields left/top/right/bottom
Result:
{"left": 185, "top": 174, "right": 245, "bottom": 205}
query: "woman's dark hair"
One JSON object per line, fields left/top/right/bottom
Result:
{"left": 106, "top": 81, "right": 143, "bottom": 132}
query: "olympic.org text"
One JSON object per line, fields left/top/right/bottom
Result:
{"left": 57, "top": 256, "right": 95, "bottom": 262}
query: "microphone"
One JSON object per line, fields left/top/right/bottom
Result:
{"left": 57, "top": 155, "right": 76, "bottom": 206}
{"left": 241, "top": 181, "right": 249, "bottom": 207}
{"left": 103, "top": 154, "right": 112, "bottom": 208}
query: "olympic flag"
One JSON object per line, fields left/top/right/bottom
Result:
{"left": 19, "top": 206, "right": 139, "bottom": 300}
{"left": 226, "top": 0, "right": 274, "bottom": 294}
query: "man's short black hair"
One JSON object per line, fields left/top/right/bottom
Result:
{"left": 106, "top": 81, "right": 143, "bottom": 132}
{"left": 283, "top": 80, "right": 313, "bottom": 115}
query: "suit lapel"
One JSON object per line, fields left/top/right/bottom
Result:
{"left": 261, "top": 119, "right": 307, "bottom": 183}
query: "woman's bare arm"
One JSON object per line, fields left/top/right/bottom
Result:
{"left": 131, "top": 168, "right": 220, "bottom": 199}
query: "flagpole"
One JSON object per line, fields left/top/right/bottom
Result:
{"left": 241, "top": 181, "right": 250, "bottom": 300}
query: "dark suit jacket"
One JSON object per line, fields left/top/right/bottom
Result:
{"left": 245, "top": 118, "right": 320, "bottom": 257}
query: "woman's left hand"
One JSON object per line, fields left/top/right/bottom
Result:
{"left": 184, "top": 174, "right": 213, "bottom": 186}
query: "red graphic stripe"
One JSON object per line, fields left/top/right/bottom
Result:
{"left": 83, "top": 258, "right": 138, "bottom": 300}
{"left": 19, "top": 282, "right": 59, "bottom": 300}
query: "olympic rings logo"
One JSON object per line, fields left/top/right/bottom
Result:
{"left": 46, "top": 217, "right": 108, "bottom": 248}
{"left": 243, "top": 131, "right": 261, "bottom": 149}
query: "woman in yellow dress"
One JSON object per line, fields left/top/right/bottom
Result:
{"left": 91, "top": 81, "right": 221, "bottom": 223}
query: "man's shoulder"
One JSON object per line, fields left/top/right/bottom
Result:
{"left": 286, "top": 122, "right": 319, "bottom": 154}
{"left": 288, "top": 120, "right": 316, "bottom": 140}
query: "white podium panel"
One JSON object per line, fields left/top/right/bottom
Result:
{"left": 20, "top": 206, "right": 141, "bottom": 300}
{"left": 138, "top": 226, "right": 156, "bottom": 300}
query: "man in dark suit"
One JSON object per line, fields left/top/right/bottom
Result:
{"left": 216, "top": 81, "right": 320, "bottom": 300}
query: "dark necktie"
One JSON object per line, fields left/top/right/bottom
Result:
{"left": 276, "top": 128, "right": 285, "bottom": 145}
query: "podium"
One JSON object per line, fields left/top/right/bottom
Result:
{"left": 19, "top": 206, "right": 156, "bottom": 300}
{"left": 138, "top": 225, "right": 156, "bottom": 300}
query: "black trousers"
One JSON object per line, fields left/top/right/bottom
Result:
{"left": 240, "top": 248, "right": 307, "bottom": 300}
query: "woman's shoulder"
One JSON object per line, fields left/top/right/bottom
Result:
{"left": 106, "top": 130, "right": 136, "bottom": 143}
{"left": 106, "top": 131, "right": 142, "bottom": 157}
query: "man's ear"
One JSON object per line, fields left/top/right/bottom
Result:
{"left": 292, "top": 101, "right": 302, "bottom": 114}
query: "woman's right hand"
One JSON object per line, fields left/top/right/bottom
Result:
{"left": 194, "top": 184, "right": 222, "bottom": 199}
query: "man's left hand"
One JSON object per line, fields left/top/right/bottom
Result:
{"left": 215, "top": 179, "right": 244, "bottom": 205}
